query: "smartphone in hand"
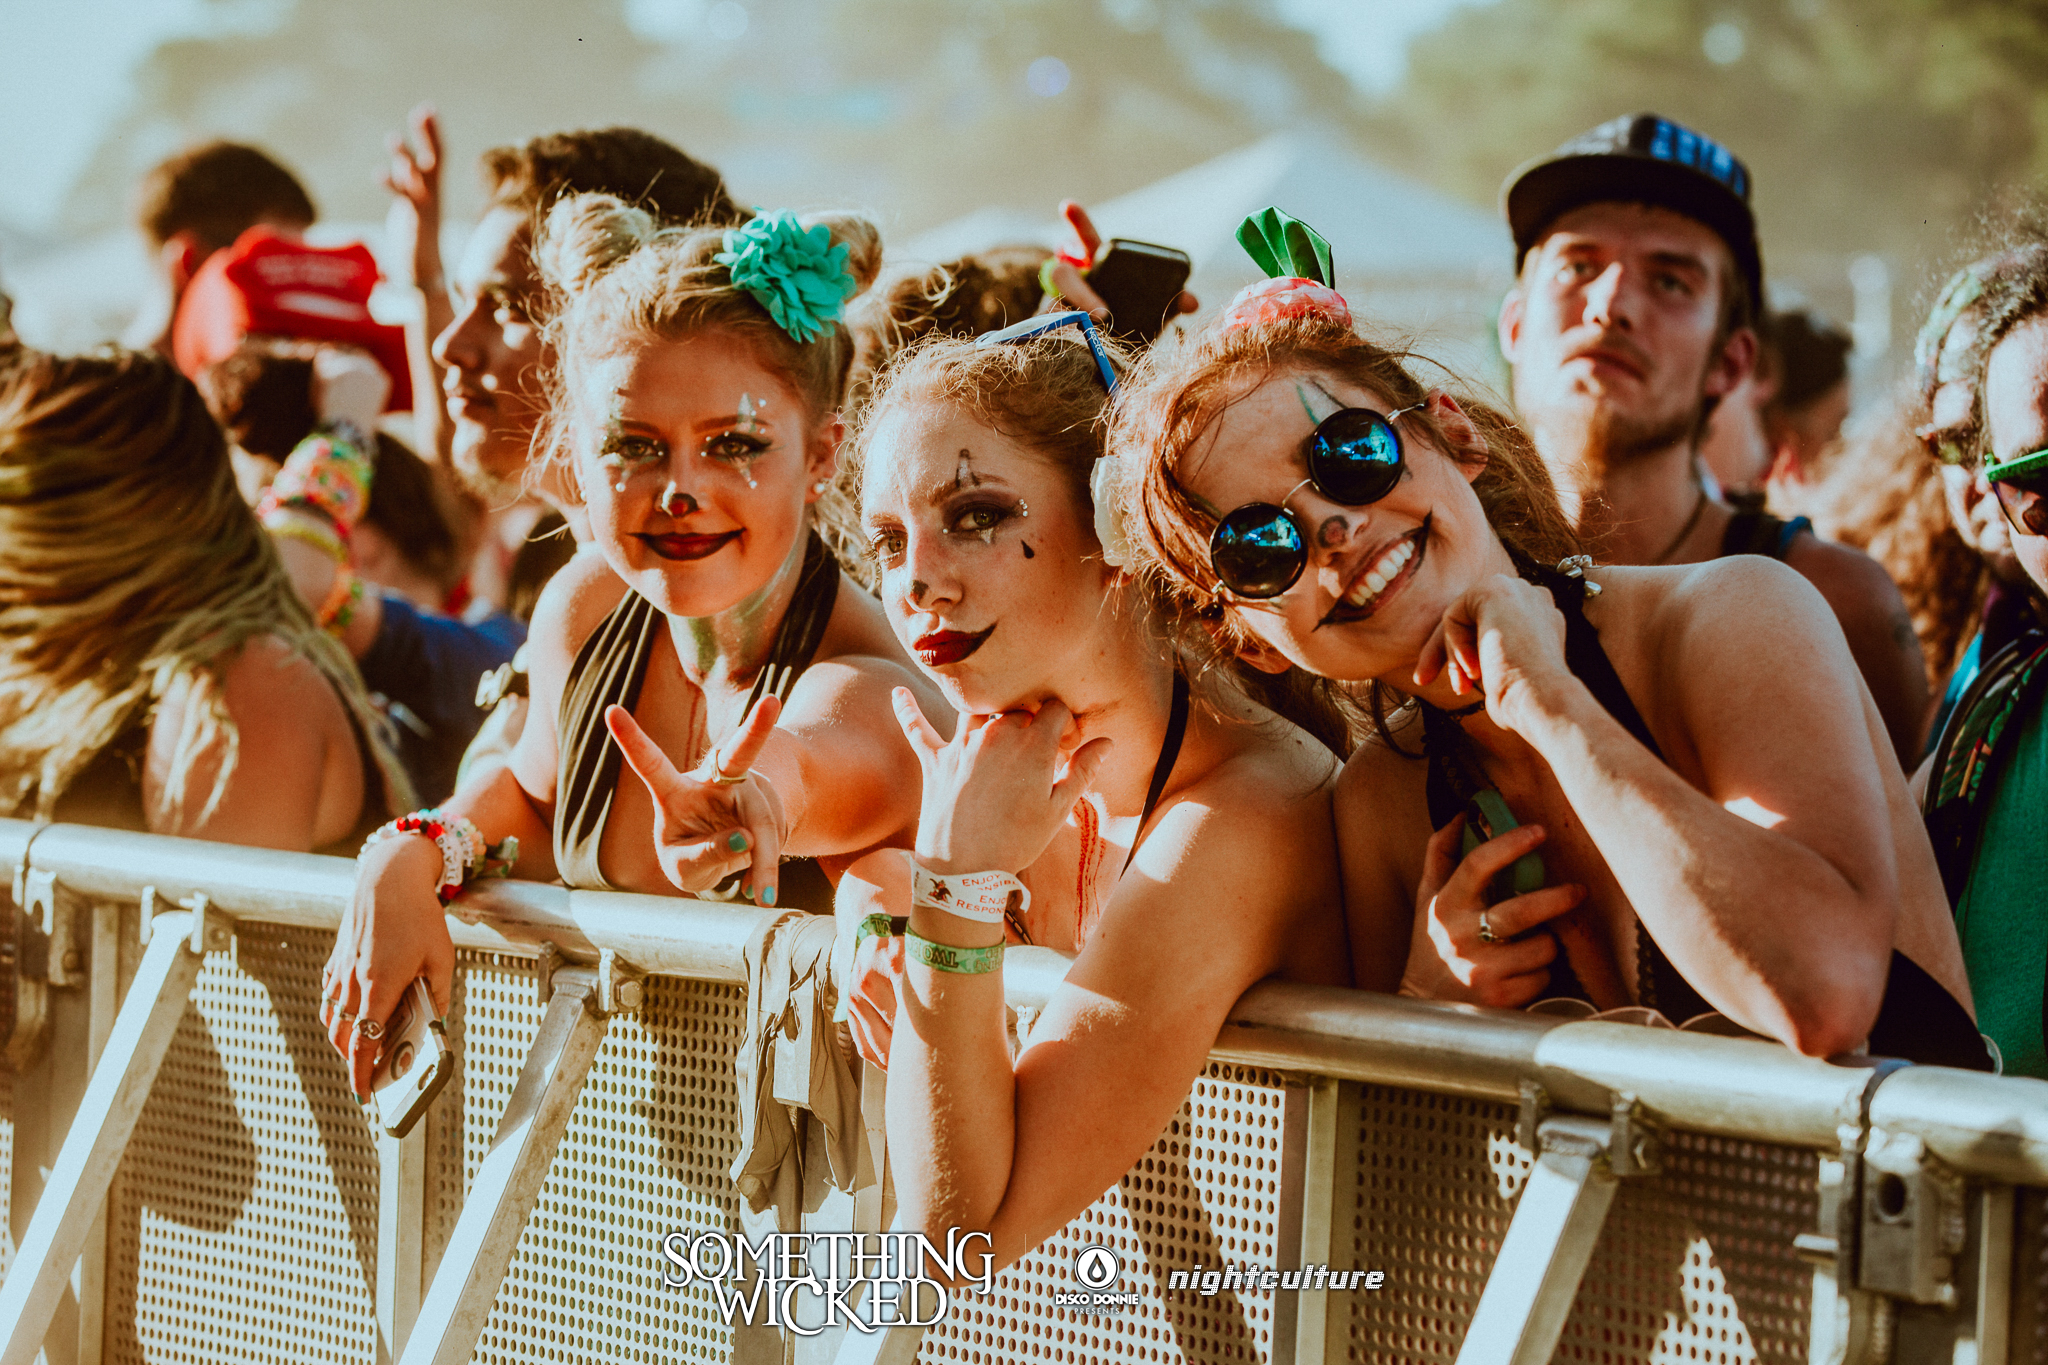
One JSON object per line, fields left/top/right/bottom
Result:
{"left": 1086, "top": 239, "right": 1192, "bottom": 344}
{"left": 370, "top": 977, "right": 454, "bottom": 1138}
{"left": 1461, "top": 789, "right": 1547, "bottom": 906}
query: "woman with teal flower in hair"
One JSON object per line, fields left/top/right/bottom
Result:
{"left": 323, "top": 193, "right": 949, "bottom": 1092}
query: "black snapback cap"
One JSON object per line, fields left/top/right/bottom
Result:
{"left": 1503, "top": 113, "right": 1763, "bottom": 315}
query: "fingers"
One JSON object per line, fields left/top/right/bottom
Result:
{"left": 1444, "top": 614, "right": 1481, "bottom": 694}
{"left": 1485, "top": 882, "right": 1588, "bottom": 940}
{"left": 1046, "top": 260, "right": 1110, "bottom": 321}
{"left": 893, "top": 687, "right": 948, "bottom": 758}
{"left": 606, "top": 704, "right": 691, "bottom": 805}
{"left": 713, "top": 692, "right": 781, "bottom": 779}
{"left": 1059, "top": 200, "right": 1103, "bottom": 265}
{"left": 847, "top": 993, "right": 892, "bottom": 1070}
{"left": 347, "top": 971, "right": 410, "bottom": 1098}
{"left": 1444, "top": 823, "right": 1549, "bottom": 906}
{"left": 1419, "top": 814, "right": 1465, "bottom": 895}
{"left": 410, "top": 102, "right": 441, "bottom": 172}
{"left": 1050, "top": 735, "right": 1114, "bottom": 810}
{"left": 1414, "top": 615, "right": 1450, "bottom": 689}
{"left": 734, "top": 778, "right": 784, "bottom": 907}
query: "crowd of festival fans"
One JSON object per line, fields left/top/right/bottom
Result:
{"left": 2, "top": 103, "right": 2044, "bottom": 1268}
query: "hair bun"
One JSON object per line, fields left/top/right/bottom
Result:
{"left": 534, "top": 192, "right": 659, "bottom": 295}
{"left": 799, "top": 212, "right": 884, "bottom": 300}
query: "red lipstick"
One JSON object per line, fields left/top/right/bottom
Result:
{"left": 635, "top": 530, "right": 740, "bottom": 561}
{"left": 913, "top": 625, "right": 994, "bottom": 667}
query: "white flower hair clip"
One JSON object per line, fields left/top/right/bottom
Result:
{"left": 1090, "top": 453, "right": 1136, "bottom": 570}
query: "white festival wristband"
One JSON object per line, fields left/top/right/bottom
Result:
{"left": 911, "top": 866, "right": 1030, "bottom": 924}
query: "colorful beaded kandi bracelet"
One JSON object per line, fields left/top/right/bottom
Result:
{"left": 362, "top": 809, "right": 519, "bottom": 902}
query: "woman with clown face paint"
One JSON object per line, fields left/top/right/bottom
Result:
{"left": 322, "top": 196, "right": 947, "bottom": 1095}
{"left": 821, "top": 317, "right": 1351, "bottom": 1272}
{"left": 1118, "top": 212, "right": 1985, "bottom": 1074}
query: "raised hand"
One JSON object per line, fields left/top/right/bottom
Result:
{"left": 1399, "top": 813, "right": 1587, "bottom": 1009}
{"left": 382, "top": 102, "right": 444, "bottom": 293}
{"left": 607, "top": 695, "right": 791, "bottom": 904}
{"left": 1412, "top": 573, "right": 1574, "bottom": 728}
{"left": 893, "top": 688, "right": 1112, "bottom": 876}
{"left": 1039, "top": 200, "right": 1200, "bottom": 322}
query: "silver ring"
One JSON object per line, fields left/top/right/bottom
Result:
{"left": 707, "top": 767, "right": 748, "bottom": 787}
{"left": 1477, "top": 911, "right": 1499, "bottom": 945}
{"left": 356, "top": 1017, "right": 384, "bottom": 1040}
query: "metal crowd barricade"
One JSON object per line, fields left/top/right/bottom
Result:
{"left": 0, "top": 817, "right": 2043, "bottom": 1365}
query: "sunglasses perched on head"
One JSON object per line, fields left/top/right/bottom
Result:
{"left": 976, "top": 310, "right": 1119, "bottom": 394}
{"left": 1208, "top": 402, "right": 1424, "bottom": 598}
{"left": 1987, "top": 447, "right": 2048, "bottom": 538}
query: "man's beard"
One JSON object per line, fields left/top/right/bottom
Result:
{"left": 1567, "top": 398, "right": 1700, "bottom": 473}
{"left": 451, "top": 423, "right": 537, "bottom": 504}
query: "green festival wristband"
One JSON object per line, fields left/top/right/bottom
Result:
{"left": 904, "top": 927, "right": 1004, "bottom": 975}
{"left": 855, "top": 913, "right": 904, "bottom": 948}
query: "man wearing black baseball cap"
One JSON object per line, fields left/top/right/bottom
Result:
{"left": 1498, "top": 113, "right": 1928, "bottom": 764}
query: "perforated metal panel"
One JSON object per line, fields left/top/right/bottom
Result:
{"left": 919, "top": 1061, "right": 1293, "bottom": 1365}
{"left": 2019, "top": 1187, "right": 2048, "bottom": 1365}
{"left": 446, "top": 954, "right": 752, "bottom": 1365}
{"left": 0, "top": 1066, "right": 14, "bottom": 1277}
{"left": 1339, "top": 1084, "right": 1817, "bottom": 1365}
{"left": 105, "top": 925, "right": 377, "bottom": 1365}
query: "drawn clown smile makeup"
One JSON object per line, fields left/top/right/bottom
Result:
{"left": 1319, "top": 519, "right": 1428, "bottom": 627}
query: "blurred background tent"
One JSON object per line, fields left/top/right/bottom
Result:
{"left": 903, "top": 130, "right": 1514, "bottom": 377}
{"left": 6, "top": 0, "right": 2048, "bottom": 393}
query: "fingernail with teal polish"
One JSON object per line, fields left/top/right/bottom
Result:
{"left": 728, "top": 831, "right": 749, "bottom": 852}
{"left": 762, "top": 885, "right": 776, "bottom": 906}
{"left": 741, "top": 884, "right": 754, "bottom": 901}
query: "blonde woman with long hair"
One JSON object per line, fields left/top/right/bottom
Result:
{"left": 0, "top": 348, "right": 408, "bottom": 846}
{"left": 322, "top": 195, "right": 947, "bottom": 1094}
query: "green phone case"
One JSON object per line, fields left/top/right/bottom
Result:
{"left": 1460, "top": 789, "right": 1547, "bottom": 904}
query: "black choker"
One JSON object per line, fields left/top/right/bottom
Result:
{"left": 1435, "top": 698, "right": 1487, "bottom": 719}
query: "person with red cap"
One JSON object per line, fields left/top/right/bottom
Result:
{"left": 1498, "top": 114, "right": 1930, "bottom": 765}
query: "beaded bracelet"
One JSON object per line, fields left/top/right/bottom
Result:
{"left": 265, "top": 506, "right": 350, "bottom": 562}
{"left": 904, "top": 927, "right": 1003, "bottom": 975}
{"left": 317, "top": 569, "right": 364, "bottom": 634}
{"left": 362, "top": 809, "right": 519, "bottom": 902}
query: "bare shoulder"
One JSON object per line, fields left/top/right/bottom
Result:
{"left": 1334, "top": 706, "right": 1428, "bottom": 839}
{"left": 216, "top": 635, "right": 347, "bottom": 731}
{"left": 1782, "top": 530, "right": 1908, "bottom": 618}
{"left": 526, "top": 549, "right": 632, "bottom": 672}
{"left": 1599, "top": 558, "right": 1837, "bottom": 657}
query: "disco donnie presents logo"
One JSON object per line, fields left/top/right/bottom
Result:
{"left": 1054, "top": 1245, "right": 1141, "bottom": 1315}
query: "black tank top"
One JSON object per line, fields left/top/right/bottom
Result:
{"left": 552, "top": 530, "right": 841, "bottom": 908}
{"left": 1422, "top": 567, "right": 1991, "bottom": 1071}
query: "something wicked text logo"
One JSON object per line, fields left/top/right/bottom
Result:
{"left": 660, "top": 1229, "right": 994, "bottom": 1335}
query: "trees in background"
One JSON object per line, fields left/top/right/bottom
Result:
{"left": 1372, "top": 0, "right": 2048, "bottom": 307}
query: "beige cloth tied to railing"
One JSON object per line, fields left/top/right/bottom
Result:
{"left": 733, "top": 909, "right": 867, "bottom": 1232}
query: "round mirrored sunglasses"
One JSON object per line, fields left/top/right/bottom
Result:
{"left": 1208, "top": 403, "right": 1422, "bottom": 599}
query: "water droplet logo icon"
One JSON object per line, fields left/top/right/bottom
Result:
{"left": 1074, "top": 1245, "right": 1121, "bottom": 1291}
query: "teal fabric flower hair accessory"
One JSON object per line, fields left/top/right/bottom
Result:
{"left": 714, "top": 210, "right": 857, "bottom": 344}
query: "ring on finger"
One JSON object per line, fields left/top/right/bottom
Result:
{"left": 1477, "top": 910, "right": 1500, "bottom": 945}
{"left": 356, "top": 1018, "right": 383, "bottom": 1040}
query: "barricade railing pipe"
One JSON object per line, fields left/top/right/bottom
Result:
{"left": 3, "top": 817, "right": 2046, "bottom": 1365}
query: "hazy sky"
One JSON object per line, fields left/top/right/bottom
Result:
{"left": 0, "top": 0, "right": 1490, "bottom": 235}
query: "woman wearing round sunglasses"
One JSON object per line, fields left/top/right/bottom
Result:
{"left": 1116, "top": 301, "right": 1985, "bottom": 1067}
{"left": 826, "top": 315, "right": 1350, "bottom": 1271}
